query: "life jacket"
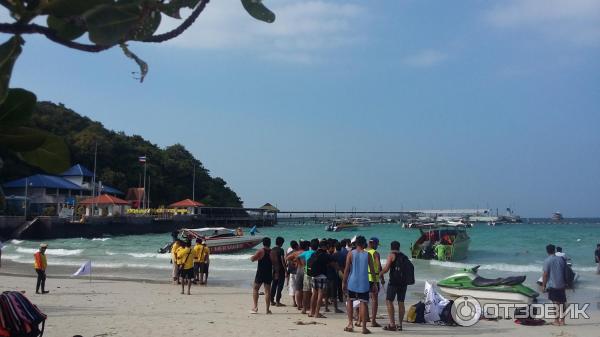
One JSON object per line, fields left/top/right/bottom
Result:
{"left": 366, "top": 248, "right": 380, "bottom": 282}
{"left": 33, "top": 252, "right": 46, "bottom": 270}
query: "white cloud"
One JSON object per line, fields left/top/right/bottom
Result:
{"left": 485, "top": 0, "right": 600, "bottom": 46}
{"left": 402, "top": 49, "right": 447, "bottom": 68}
{"left": 158, "top": 0, "right": 365, "bottom": 63}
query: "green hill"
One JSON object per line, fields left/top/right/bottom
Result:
{"left": 0, "top": 102, "right": 243, "bottom": 207}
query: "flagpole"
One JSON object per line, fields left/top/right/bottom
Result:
{"left": 147, "top": 175, "right": 151, "bottom": 209}
{"left": 142, "top": 155, "right": 147, "bottom": 209}
{"left": 192, "top": 165, "right": 195, "bottom": 201}
{"left": 92, "top": 141, "right": 97, "bottom": 215}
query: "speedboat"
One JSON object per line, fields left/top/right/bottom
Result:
{"left": 325, "top": 218, "right": 372, "bottom": 232}
{"left": 177, "top": 227, "right": 263, "bottom": 254}
{"left": 410, "top": 224, "right": 471, "bottom": 261}
{"left": 437, "top": 265, "right": 539, "bottom": 304}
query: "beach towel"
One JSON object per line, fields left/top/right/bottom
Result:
{"left": 0, "top": 291, "right": 47, "bottom": 337}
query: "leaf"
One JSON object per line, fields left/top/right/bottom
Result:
{"left": 159, "top": 0, "right": 201, "bottom": 19}
{"left": 43, "top": 0, "right": 113, "bottom": 17}
{"left": 19, "top": 133, "right": 71, "bottom": 174}
{"left": 241, "top": 0, "right": 275, "bottom": 23}
{"left": 131, "top": 10, "right": 161, "bottom": 41}
{"left": 47, "top": 15, "right": 87, "bottom": 41}
{"left": 0, "top": 36, "right": 23, "bottom": 105}
{"left": 84, "top": 4, "right": 143, "bottom": 46}
{"left": 0, "top": 88, "right": 36, "bottom": 126}
{"left": 0, "top": 127, "right": 47, "bottom": 152}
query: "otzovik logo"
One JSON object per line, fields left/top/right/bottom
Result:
{"left": 451, "top": 296, "right": 481, "bottom": 326}
{"left": 450, "top": 296, "right": 591, "bottom": 326}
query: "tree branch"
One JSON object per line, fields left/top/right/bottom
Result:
{"left": 0, "top": 22, "right": 112, "bottom": 52}
{"left": 0, "top": 0, "right": 211, "bottom": 51}
{"left": 142, "top": 0, "right": 210, "bottom": 43}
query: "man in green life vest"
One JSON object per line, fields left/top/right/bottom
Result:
{"left": 435, "top": 243, "right": 447, "bottom": 261}
{"left": 364, "top": 237, "right": 383, "bottom": 327}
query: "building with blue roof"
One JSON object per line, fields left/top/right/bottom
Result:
{"left": 2, "top": 164, "right": 124, "bottom": 217}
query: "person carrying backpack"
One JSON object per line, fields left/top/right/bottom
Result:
{"left": 379, "top": 240, "right": 415, "bottom": 331}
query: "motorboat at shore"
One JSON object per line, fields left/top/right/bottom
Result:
{"left": 410, "top": 223, "right": 471, "bottom": 261}
{"left": 159, "top": 227, "right": 264, "bottom": 254}
{"left": 438, "top": 265, "right": 539, "bottom": 304}
{"left": 325, "top": 217, "right": 373, "bottom": 232}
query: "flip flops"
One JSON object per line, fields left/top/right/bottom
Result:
{"left": 383, "top": 325, "right": 397, "bottom": 331}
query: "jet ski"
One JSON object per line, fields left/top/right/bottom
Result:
{"left": 437, "top": 265, "right": 539, "bottom": 304}
{"left": 536, "top": 262, "right": 579, "bottom": 288}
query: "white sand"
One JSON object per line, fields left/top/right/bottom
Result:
{"left": 0, "top": 274, "right": 598, "bottom": 337}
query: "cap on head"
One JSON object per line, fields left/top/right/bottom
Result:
{"left": 40, "top": 243, "right": 48, "bottom": 248}
{"left": 369, "top": 237, "right": 379, "bottom": 246}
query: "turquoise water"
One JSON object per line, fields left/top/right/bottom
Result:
{"left": 2, "top": 222, "right": 599, "bottom": 292}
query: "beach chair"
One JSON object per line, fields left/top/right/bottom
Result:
{"left": 0, "top": 291, "right": 47, "bottom": 337}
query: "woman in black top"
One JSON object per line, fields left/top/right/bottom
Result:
{"left": 251, "top": 237, "right": 273, "bottom": 314}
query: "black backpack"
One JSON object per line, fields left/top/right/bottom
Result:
{"left": 414, "top": 301, "right": 426, "bottom": 323}
{"left": 565, "top": 264, "right": 575, "bottom": 289}
{"left": 306, "top": 251, "right": 320, "bottom": 277}
{"left": 391, "top": 252, "right": 415, "bottom": 285}
{"left": 440, "top": 300, "right": 456, "bottom": 325}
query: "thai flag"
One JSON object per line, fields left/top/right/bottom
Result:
{"left": 139, "top": 156, "right": 147, "bottom": 163}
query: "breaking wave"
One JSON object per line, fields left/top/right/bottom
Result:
{"left": 16, "top": 247, "right": 83, "bottom": 256}
{"left": 429, "top": 260, "right": 542, "bottom": 273}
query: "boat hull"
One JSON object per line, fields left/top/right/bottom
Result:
{"left": 201, "top": 236, "right": 264, "bottom": 254}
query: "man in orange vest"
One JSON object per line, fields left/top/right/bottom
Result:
{"left": 34, "top": 243, "right": 49, "bottom": 294}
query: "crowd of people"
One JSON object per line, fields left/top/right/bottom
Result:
{"left": 250, "top": 235, "right": 414, "bottom": 334}
{"left": 170, "top": 236, "right": 210, "bottom": 295}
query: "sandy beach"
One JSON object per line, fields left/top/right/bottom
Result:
{"left": 1, "top": 270, "right": 598, "bottom": 337}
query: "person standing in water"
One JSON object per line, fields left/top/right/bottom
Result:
{"left": 542, "top": 244, "right": 567, "bottom": 326}
{"left": 34, "top": 243, "right": 49, "bottom": 294}
{"left": 251, "top": 237, "right": 273, "bottom": 314}
{"left": 595, "top": 244, "right": 600, "bottom": 274}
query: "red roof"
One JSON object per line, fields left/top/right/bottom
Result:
{"left": 169, "top": 199, "right": 205, "bottom": 208}
{"left": 79, "top": 194, "right": 130, "bottom": 205}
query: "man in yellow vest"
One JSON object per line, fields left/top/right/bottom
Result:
{"left": 192, "top": 238, "right": 204, "bottom": 284}
{"left": 176, "top": 240, "right": 194, "bottom": 295}
{"left": 199, "top": 241, "right": 210, "bottom": 285}
{"left": 365, "top": 238, "right": 383, "bottom": 327}
{"left": 34, "top": 243, "right": 49, "bottom": 294}
{"left": 171, "top": 238, "right": 183, "bottom": 284}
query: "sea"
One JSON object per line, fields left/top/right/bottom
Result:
{"left": 2, "top": 221, "right": 600, "bottom": 304}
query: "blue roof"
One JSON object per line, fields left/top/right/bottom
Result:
{"left": 3, "top": 174, "right": 84, "bottom": 190}
{"left": 60, "top": 164, "right": 93, "bottom": 177}
{"left": 101, "top": 185, "right": 124, "bottom": 195}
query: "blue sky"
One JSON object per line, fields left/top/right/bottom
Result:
{"left": 4, "top": 0, "right": 600, "bottom": 216}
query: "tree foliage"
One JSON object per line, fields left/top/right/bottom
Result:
{"left": 0, "top": 0, "right": 275, "bottom": 209}
{"left": 1, "top": 101, "right": 243, "bottom": 207}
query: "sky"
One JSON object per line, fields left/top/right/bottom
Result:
{"left": 3, "top": 0, "right": 600, "bottom": 217}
